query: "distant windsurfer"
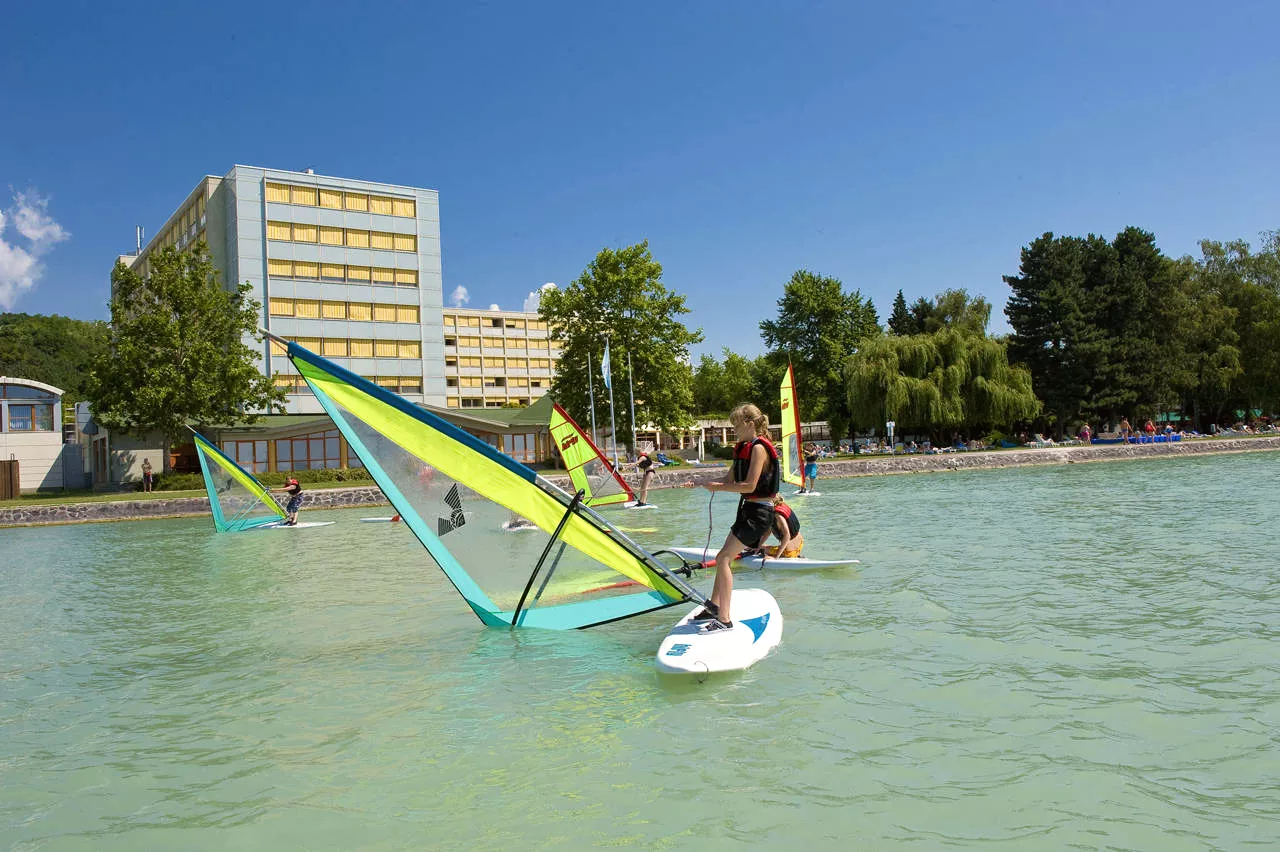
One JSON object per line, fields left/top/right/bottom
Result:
{"left": 503, "top": 515, "right": 538, "bottom": 532}
{"left": 271, "top": 478, "right": 304, "bottom": 525}
{"left": 798, "top": 443, "right": 820, "bottom": 494}
{"left": 634, "top": 451, "right": 657, "bottom": 506}
{"left": 696, "top": 403, "right": 780, "bottom": 632}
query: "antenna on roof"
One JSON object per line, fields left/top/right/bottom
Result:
{"left": 135, "top": 225, "right": 145, "bottom": 254}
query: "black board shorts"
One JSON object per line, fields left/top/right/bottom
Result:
{"left": 730, "top": 500, "right": 774, "bottom": 549}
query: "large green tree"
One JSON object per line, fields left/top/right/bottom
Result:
{"left": 1179, "top": 253, "right": 1241, "bottom": 428}
{"left": 89, "top": 243, "right": 285, "bottom": 443}
{"left": 540, "top": 241, "right": 702, "bottom": 451}
{"left": 691, "top": 348, "right": 764, "bottom": 416}
{"left": 1196, "top": 234, "right": 1280, "bottom": 419}
{"left": 921, "top": 289, "right": 991, "bottom": 336}
{"left": 691, "top": 353, "right": 724, "bottom": 414}
{"left": 844, "top": 328, "right": 1040, "bottom": 443}
{"left": 691, "top": 348, "right": 785, "bottom": 421}
{"left": 887, "top": 290, "right": 916, "bottom": 335}
{"left": 1007, "top": 228, "right": 1202, "bottom": 431}
{"left": 759, "top": 270, "right": 880, "bottom": 440}
{"left": 0, "top": 313, "right": 110, "bottom": 406}
{"left": 1005, "top": 233, "right": 1119, "bottom": 430}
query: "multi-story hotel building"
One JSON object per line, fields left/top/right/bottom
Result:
{"left": 115, "top": 166, "right": 574, "bottom": 475}
{"left": 441, "top": 306, "right": 562, "bottom": 410}
{"left": 122, "top": 165, "right": 445, "bottom": 415}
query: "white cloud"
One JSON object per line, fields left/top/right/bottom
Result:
{"left": 0, "top": 191, "right": 70, "bottom": 310}
{"left": 449, "top": 285, "right": 470, "bottom": 307}
{"left": 523, "top": 282, "right": 557, "bottom": 313}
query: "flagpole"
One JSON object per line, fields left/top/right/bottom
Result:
{"left": 627, "top": 349, "right": 637, "bottom": 458}
{"left": 603, "top": 337, "right": 619, "bottom": 468}
{"left": 586, "top": 347, "right": 596, "bottom": 447}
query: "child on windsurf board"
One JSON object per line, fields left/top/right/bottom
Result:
{"left": 743, "top": 495, "right": 805, "bottom": 559}
{"left": 270, "top": 478, "right": 304, "bottom": 525}
{"left": 696, "top": 403, "right": 780, "bottom": 632}
{"left": 633, "top": 451, "right": 658, "bottom": 506}
{"left": 798, "top": 443, "right": 820, "bottom": 493}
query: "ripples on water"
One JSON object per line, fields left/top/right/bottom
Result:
{"left": 2, "top": 454, "right": 1278, "bottom": 849}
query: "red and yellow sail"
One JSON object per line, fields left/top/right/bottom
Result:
{"left": 780, "top": 364, "right": 803, "bottom": 487}
{"left": 549, "top": 403, "right": 636, "bottom": 508}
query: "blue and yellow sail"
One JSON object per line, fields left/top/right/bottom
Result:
{"left": 273, "top": 334, "right": 699, "bottom": 630}
{"left": 549, "top": 403, "right": 635, "bottom": 508}
{"left": 191, "top": 429, "right": 288, "bottom": 531}
{"left": 780, "top": 364, "right": 803, "bottom": 488}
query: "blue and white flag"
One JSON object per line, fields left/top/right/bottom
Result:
{"left": 600, "top": 340, "right": 612, "bottom": 391}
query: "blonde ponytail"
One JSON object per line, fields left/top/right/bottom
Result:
{"left": 729, "top": 403, "right": 770, "bottom": 438}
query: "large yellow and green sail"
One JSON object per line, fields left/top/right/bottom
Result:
{"left": 278, "top": 337, "right": 696, "bottom": 630}
{"left": 549, "top": 403, "right": 635, "bottom": 508}
{"left": 780, "top": 364, "right": 803, "bottom": 487}
{"left": 191, "top": 429, "right": 287, "bottom": 531}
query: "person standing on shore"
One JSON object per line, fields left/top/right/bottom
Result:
{"left": 141, "top": 458, "right": 153, "bottom": 492}
{"left": 697, "top": 403, "right": 780, "bottom": 632}
{"left": 1079, "top": 423, "right": 1092, "bottom": 445}
{"left": 1119, "top": 418, "right": 1133, "bottom": 443}
{"left": 1143, "top": 419, "right": 1156, "bottom": 442}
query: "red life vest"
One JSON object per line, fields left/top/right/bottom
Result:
{"left": 732, "top": 438, "right": 780, "bottom": 498}
{"left": 774, "top": 502, "right": 800, "bottom": 536}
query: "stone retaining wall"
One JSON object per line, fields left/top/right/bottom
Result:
{"left": 0, "top": 485, "right": 388, "bottom": 528}
{"left": 3, "top": 436, "right": 1278, "bottom": 527}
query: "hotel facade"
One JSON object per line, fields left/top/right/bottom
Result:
{"left": 124, "top": 165, "right": 446, "bottom": 415}
{"left": 115, "top": 166, "right": 562, "bottom": 475}
{"left": 442, "top": 306, "right": 561, "bottom": 410}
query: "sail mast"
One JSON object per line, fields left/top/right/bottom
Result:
{"left": 586, "top": 349, "right": 599, "bottom": 449}
{"left": 603, "top": 337, "right": 619, "bottom": 468}
{"left": 627, "top": 349, "right": 637, "bottom": 456}
{"left": 262, "top": 329, "right": 706, "bottom": 630}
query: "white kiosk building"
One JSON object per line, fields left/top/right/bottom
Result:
{"left": 0, "top": 377, "right": 64, "bottom": 495}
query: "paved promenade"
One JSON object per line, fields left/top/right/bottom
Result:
{"left": 2, "top": 435, "right": 1278, "bottom": 527}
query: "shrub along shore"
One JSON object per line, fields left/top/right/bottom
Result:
{"left": 2, "top": 435, "right": 1278, "bottom": 528}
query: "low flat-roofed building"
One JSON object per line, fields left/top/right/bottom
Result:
{"left": 0, "top": 377, "right": 65, "bottom": 493}
{"left": 192, "top": 394, "right": 557, "bottom": 473}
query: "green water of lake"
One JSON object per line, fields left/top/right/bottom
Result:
{"left": 2, "top": 453, "right": 1277, "bottom": 850}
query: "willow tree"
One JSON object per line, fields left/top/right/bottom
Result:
{"left": 539, "top": 241, "right": 702, "bottom": 451}
{"left": 844, "top": 329, "right": 1040, "bottom": 443}
{"left": 759, "top": 270, "right": 880, "bottom": 440}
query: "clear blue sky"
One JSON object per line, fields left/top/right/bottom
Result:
{"left": 3, "top": 1, "right": 1278, "bottom": 357}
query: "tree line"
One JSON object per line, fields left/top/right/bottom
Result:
{"left": 5, "top": 227, "right": 1276, "bottom": 452}
{"left": 686, "top": 226, "right": 1280, "bottom": 445}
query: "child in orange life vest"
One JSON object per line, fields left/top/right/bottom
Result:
{"left": 758, "top": 495, "right": 805, "bottom": 558}
{"left": 696, "top": 403, "right": 780, "bottom": 632}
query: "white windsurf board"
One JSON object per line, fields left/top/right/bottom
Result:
{"left": 664, "top": 545, "right": 859, "bottom": 571}
{"left": 624, "top": 501, "right": 658, "bottom": 510}
{"left": 501, "top": 520, "right": 539, "bottom": 533}
{"left": 258, "top": 520, "right": 335, "bottom": 530}
{"left": 655, "top": 588, "right": 783, "bottom": 675}
{"left": 360, "top": 516, "right": 399, "bottom": 523}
